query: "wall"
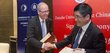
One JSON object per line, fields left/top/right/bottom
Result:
{"left": 0, "top": 0, "right": 13, "bottom": 43}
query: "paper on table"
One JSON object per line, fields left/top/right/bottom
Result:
{"left": 59, "top": 47, "right": 86, "bottom": 53}
{"left": 59, "top": 47, "right": 73, "bottom": 53}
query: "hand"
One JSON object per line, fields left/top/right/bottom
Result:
{"left": 73, "top": 48, "right": 85, "bottom": 52}
{"left": 53, "top": 38, "right": 57, "bottom": 43}
{"left": 44, "top": 42, "right": 54, "bottom": 50}
{"left": 73, "top": 48, "right": 86, "bottom": 53}
{"left": 75, "top": 48, "right": 82, "bottom": 51}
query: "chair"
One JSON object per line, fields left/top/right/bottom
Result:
{"left": 0, "top": 43, "right": 9, "bottom": 53}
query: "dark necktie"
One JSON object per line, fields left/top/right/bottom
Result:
{"left": 73, "top": 28, "right": 82, "bottom": 48}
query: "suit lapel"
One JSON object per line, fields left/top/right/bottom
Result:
{"left": 36, "top": 17, "right": 50, "bottom": 38}
{"left": 46, "top": 19, "right": 49, "bottom": 33}
{"left": 36, "top": 17, "right": 42, "bottom": 38}
{"left": 78, "top": 22, "right": 93, "bottom": 47}
{"left": 71, "top": 25, "right": 80, "bottom": 45}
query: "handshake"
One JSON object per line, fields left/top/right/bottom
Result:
{"left": 41, "top": 33, "right": 57, "bottom": 51}
{"left": 43, "top": 42, "right": 56, "bottom": 51}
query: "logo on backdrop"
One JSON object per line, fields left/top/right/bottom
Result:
{"left": 75, "top": 0, "right": 85, "bottom": 3}
{"left": 21, "top": 4, "right": 27, "bottom": 12}
{"left": 31, "top": 3, "right": 37, "bottom": 11}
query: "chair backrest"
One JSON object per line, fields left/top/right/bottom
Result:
{"left": 0, "top": 43, "right": 9, "bottom": 53}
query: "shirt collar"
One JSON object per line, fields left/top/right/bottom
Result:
{"left": 39, "top": 16, "right": 45, "bottom": 23}
{"left": 82, "top": 20, "right": 91, "bottom": 31}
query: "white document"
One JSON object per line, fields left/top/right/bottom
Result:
{"left": 59, "top": 47, "right": 73, "bottom": 53}
{"left": 59, "top": 47, "right": 86, "bottom": 53}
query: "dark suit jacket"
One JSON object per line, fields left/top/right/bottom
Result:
{"left": 26, "top": 16, "right": 53, "bottom": 53}
{"left": 56, "top": 22, "right": 106, "bottom": 53}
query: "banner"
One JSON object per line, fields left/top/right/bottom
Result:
{"left": 53, "top": 0, "right": 110, "bottom": 53}
{"left": 17, "top": 0, "right": 42, "bottom": 53}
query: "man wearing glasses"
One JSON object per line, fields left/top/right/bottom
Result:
{"left": 26, "top": 2, "right": 54, "bottom": 53}
{"left": 45, "top": 3, "right": 106, "bottom": 53}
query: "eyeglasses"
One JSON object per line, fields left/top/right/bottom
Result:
{"left": 39, "top": 10, "right": 49, "bottom": 13}
{"left": 74, "top": 15, "right": 84, "bottom": 18}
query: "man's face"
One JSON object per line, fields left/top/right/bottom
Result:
{"left": 74, "top": 11, "right": 90, "bottom": 27}
{"left": 38, "top": 5, "right": 49, "bottom": 20}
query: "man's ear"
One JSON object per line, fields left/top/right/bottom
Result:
{"left": 85, "top": 15, "right": 90, "bottom": 20}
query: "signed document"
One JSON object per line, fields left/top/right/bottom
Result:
{"left": 59, "top": 47, "right": 86, "bottom": 53}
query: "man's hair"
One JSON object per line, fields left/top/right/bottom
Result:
{"left": 74, "top": 3, "right": 92, "bottom": 19}
{"left": 37, "top": 2, "right": 48, "bottom": 11}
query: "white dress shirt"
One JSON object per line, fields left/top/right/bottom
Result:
{"left": 78, "top": 20, "right": 91, "bottom": 44}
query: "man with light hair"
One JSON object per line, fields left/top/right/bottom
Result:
{"left": 26, "top": 2, "right": 54, "bottom": 53}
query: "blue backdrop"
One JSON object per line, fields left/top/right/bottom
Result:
{"left": 17, "top": 0, "right": 42, "bottom": 53}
